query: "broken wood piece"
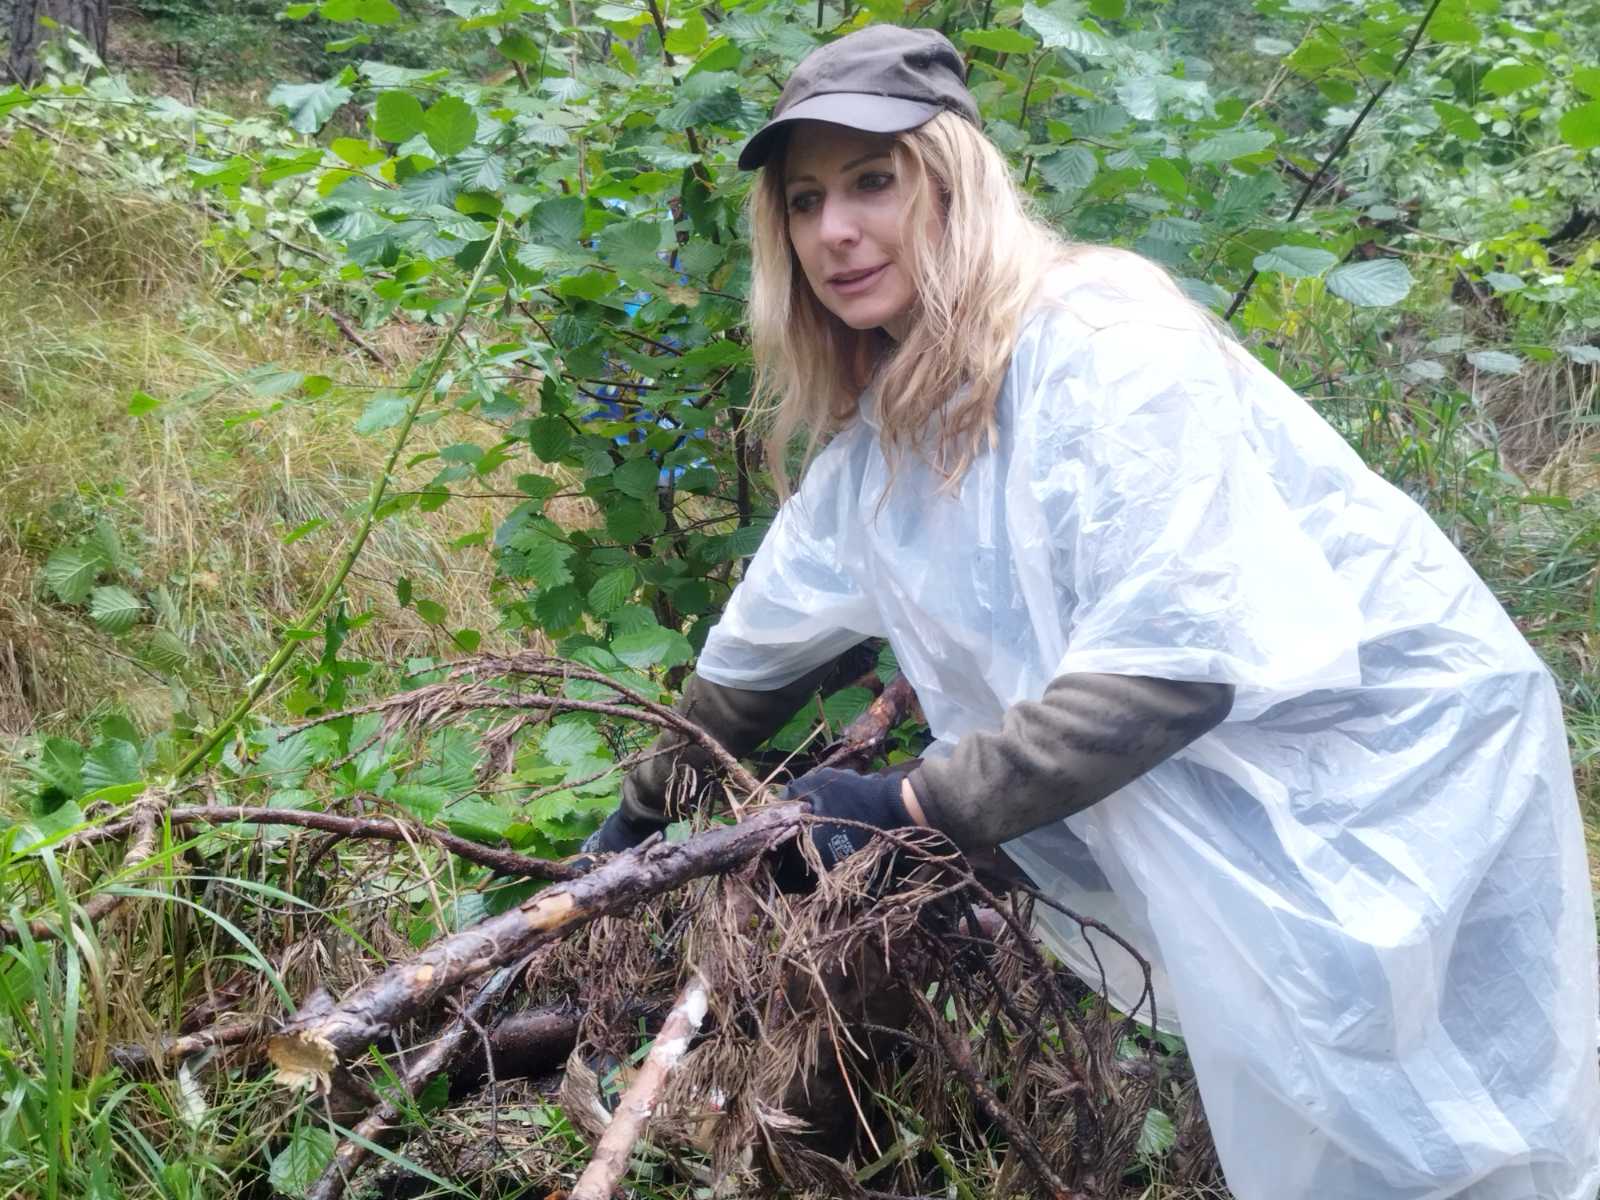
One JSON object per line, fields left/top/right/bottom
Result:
{"left": 307, "top": 960, "right": 526, "bottom": 1200}
{"left": 268, "top": 804, "right": 805, "bottom": 1086}
{"left": 818, "top": 674, "right": 920, "bottom": 771}
{"left": 569, "top": 972, "right": 710, "bottom": 1200}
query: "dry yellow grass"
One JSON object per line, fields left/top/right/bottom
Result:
{"left": 0, "top": 142, "right": 533, "bottom": 748}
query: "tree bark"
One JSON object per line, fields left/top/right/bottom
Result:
{"left": 7, "top": 0, "right": 109, "bottom": 85}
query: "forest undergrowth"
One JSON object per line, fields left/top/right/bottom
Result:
{"left": 0, "top": 1, "right": 1597, "bottom": 1198}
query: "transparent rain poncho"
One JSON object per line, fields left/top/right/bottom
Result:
{"left": 697, "top": 260, "right": 1600, "bottom": 1199}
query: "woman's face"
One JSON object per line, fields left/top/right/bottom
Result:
{"left": 782, "top": 121, "right": 921, "bottom": 341}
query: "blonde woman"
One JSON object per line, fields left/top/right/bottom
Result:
{"left": 585, "top": 24, "right": 1600, "bottom": 1200}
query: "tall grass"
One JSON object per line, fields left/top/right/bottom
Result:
{"left": 0, "top": 132, "right": 516, "bottom": 751}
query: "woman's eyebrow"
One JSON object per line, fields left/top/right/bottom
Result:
{"left": 785, "top": 151, "right": 893, "bottom": 185}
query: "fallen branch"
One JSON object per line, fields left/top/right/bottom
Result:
{"left": 158, "top": 806, "right": 578, "bottom": 881}
{"left": 110, "top": 1015, "right": 265, "bottom": 1079}
{"left": 570, "top": 972, "right": 710, "bottom": 1200}
{"left": 308, "top": 959, "right": 528, "bottom": 1200}
{"left": 268, "top": 804, "right": 802, "bottom": 1086}
{"left": 818, "top": 674, "right": 920, "bottom": 771}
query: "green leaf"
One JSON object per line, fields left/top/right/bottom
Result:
{"left": 1022, "top": 2, "right": 1114, "bottom": 55}
{"left": 716, "top": 523, "right": 769, "bottom": 561}
{"left": 270, "top": 1124, "right": 335, "bottom": 1197}
{"left": 442, "top": 796, "right": 513, "bottom": 842}
{"left": 611, "top": 625, "right": 692, "bottom": 669}
{"left": 1483, "top": 272, "right": 1524, "bottom": 293}
{"left": 415, "top": 598, "right": 447, "bottom": 624}
{"left": 611, "top": 457, "right": 660, "bottom": 500}
{"left": 82, "top": 739, "right": 141, "bottom": 792}
{"left": 541, "top": 721, "right": 604, "bottom": 768}
{"left": 268, "top": 78, "right": 354, "bottom": 134}
{"left": 497, "top": 31, "right": 541, "bottom": 64}
{"left": 961, "top": 27, "right": 1039, "bottom": 54}
{"left": 1573, "top": 68, "right": 1600, "bottom": 101}
{"left": 320, "top": 0, "right": 399, "bottom": 22}
{"left": 1480, "top": 62, "right": 1545, "bottom": 97}
{"left": 1431, "top": 99, "right": 1481, "bottom": 142}
{"left": 423, "top": 94, "right": 478, "bottom": 158}
{"left": 821, "top": 687, "right": 873, "bottom": 729}
{"left": 355, "top": 392, "right": 410, "bottom": 434}
{"left": 526, "top": 415, "right": 573, "bottom": 462}
{"left": 1252, "top": 245, "right": 1338, "bottom": 278}
{"left": 1037, "top": 145, "right": 1097, "bottom": 190}
{"left": 1466, "top": 350, "right": 1523, "bottom": 375}
{"left": 258, "top": 730, "right": 317, "bottom": 787}
{"left": 1136, "top": 1108, "right": 1176, "bottom": 1158}
{"left": 589, "top": 566, "right": 637, "bottom": 614}
{"left": 528, "top": 196, "right": 585, "bottom": 244}
{"left": 390, "top": 783, "right": 449, "bottom": 821}
{"left": 89, "top": 586, "right": 145, "bottom": 634}
{"left": 1558, "top": 101, "right": 1600, "bottom": 150}
{"left": 597, "top": 219, "right": 664, "bottom": 270}
{"left": 27, "top": 737, "right": 84, "bottom": 803}
{"left": 372, "top": 89, "right": 424, "bottom": 142}
{"left": 44, "top": 545, "right": 102, "bottom": 604}
{"left": 1325, "top": 259, "right": 1413, "bottom": 307}
{"left": 535, "top": 584, "right": 584, "bottom": 629}
{"left": 143, "top": 629, "right": 189, "bottom": 673}
{"left": 1428, "top": 3, "right": 1480, "bottom": 45}
{"left": 128, "top": 390, "right": 161, "bottom": 416}
{"left": 88, "top": 519, "right": 124, "bottom": 572}
{"left": 1189, "top": 129, "right": 1274, "bottom": 164}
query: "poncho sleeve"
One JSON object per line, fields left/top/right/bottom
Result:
{"left": 695, "top": 433, "right": 883, "bottom": 691}
{"left": 1014, "top": 301, "right": 1365, "bottom": 717}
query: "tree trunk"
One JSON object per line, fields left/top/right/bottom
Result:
{"left": 7, "top": 0, "right": 109, "bottom": 86}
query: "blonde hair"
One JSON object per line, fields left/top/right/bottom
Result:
{"left": 747, "top": 111, "right": 1080, "bottom": 495}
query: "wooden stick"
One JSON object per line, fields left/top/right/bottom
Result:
{"left": 570, "top": 972, "right": 710, "bottom": 1200}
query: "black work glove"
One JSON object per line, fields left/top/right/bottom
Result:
{"left": 581, "top": 805, "right": 668, "bottom": 857}
{"left": 776, "top": 766, "right": 914, "bottom": 887}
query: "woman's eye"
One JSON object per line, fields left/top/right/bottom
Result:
{"left": 858, "top": 172, "right": 893, "bottom": 191}
{"left": 787, "top": 192, "right": 818, "bottom": 214}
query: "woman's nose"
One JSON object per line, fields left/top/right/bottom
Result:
{"left": 817, "top": 198, "right": 860, "bottom": 248}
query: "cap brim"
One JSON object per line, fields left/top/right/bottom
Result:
{"left": 737, "top": 94, "right": 943, "bottom": 170}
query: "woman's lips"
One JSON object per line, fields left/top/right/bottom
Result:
{"left": 829, "top": 263, "right": 887, "bottom": 295}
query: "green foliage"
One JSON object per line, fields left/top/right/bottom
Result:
{"left": 1, "top": 2, "right": 1598, "bottom": 1197}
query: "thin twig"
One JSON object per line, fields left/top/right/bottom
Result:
{"left": 4, "top": 803, "right": 163, "bottom": 944}
{"left": 319, "top": 304, "right": 391, "bottom": 368}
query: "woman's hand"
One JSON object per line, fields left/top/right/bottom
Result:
{"left": 779, "top": 767, "right": 929, "bottom": 880}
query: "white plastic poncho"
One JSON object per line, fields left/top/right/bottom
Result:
{"left": 697, "top": 258, "right": 1600, "bottom": 1200}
